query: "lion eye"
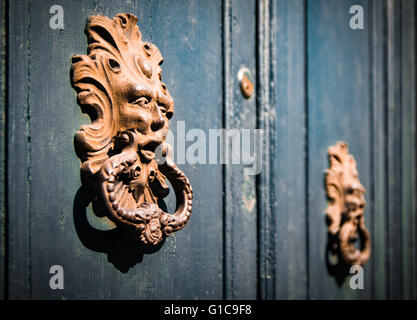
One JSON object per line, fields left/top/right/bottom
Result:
{"left": 158, "top": 102, "right": 167, "bottom": 111}
{"left": 132, "top": 97, "right": 150, "bottom": 107}
{"left": 108, "top": 58, "right": 121, "bottom": 72}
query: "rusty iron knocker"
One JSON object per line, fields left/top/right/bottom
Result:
{"left": 70, "top": 13, "right": 192, "bottom": 246}
{"left": 325, "top": 142, "right": 371, "bottom": 267}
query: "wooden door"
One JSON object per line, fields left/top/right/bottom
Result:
{"left": 3, "top": 0, "right": 258, "bottom": 300}
{"left": 259, "top": 0, "right": 417, "bottom": 299}
{"left": 1, "top": 0, "right": 416, "bottom": 300}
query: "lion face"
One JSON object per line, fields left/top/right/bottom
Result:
{"left": 102, "top": 41, "right": 174, "bottom": 152}
{"left": 71, "top": 13, "right": 174, "bottom": 213}
{"left": 342, "top": 163, "right": 366, "bottom": 219}
{"left": 325, "top": 142, "right": 370, "bottom": 266}
{"left": 71, "top": 13, "right": 174, "bottom": 176}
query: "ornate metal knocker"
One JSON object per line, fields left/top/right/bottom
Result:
{"left": 70, "top": 13, "right": 192, "bottom": 246}
{"left": 325, "top": 142, "right": 371, "bottom": 266}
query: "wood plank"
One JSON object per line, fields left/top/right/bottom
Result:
{"left": 257, "top": 0, "right": 276, "bottom": 300}
{"left": 273, "top": 0, "right": 308, "bottom": 300}
{"left": 0, "top": 0, "right": 6, "bottom": 301}
{"left": 223, "top": 0, "right": 258, "bottom": 299}
{"left": 257, "top": 0, "right": 277, "bottom": 299}
{"left": 369, "top": 0, "right": 388, "bottom": 300}
{"left": 147, "top": 0, "right": 224, "bottom": 299}
{"left": 386, "top": 0, "right": 403, "bottom": 299}
{"left": 7, "top": 0, "right": 31, "bottom": 299}
{"left": 21, "top": 0, "right": 224, "bottom": 299}
{"left": 307, "top": 0, "right": 372, "bottom": 299}
{"left": 400, "top": 0, "right": 417, "bottom": 300}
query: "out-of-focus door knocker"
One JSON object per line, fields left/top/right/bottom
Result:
{"left": 325, "top": 142, "right": 371, "bottom": 266}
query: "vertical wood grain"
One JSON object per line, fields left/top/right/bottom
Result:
{"left": 7, "top": 0, "right": 31, "bottom": 299}
{"left": 257, "top": 0, "right": 277, "bottom": 300}
{"left": 0, "top": 0, "right": 6, "bottom": 301}
{"left": 386, "top": 0, "right": 404, "bottom": 299}
{"left": 400, "top": 0, "right": 416, "bottom": 300}
{"left": 273, "top": 0, "right": 308, "bottom": 299}
{"left": 369, "top": 0, "right": 388, "bottom": 300}
{"left": 307, "top": 0, "right": 372, "bottom": 299}
{"left": 382, "top": 0, "right": 417, "bottom": 299}
{"left": 223, "top": 0, "right": 258, "bottom": 299}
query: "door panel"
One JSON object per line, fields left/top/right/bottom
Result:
{"left": 0, "top": 0, "right": 5, "bottom": 301}
{"left": 8, "top": 0, "right": 225, "bottom": 299}
{"left": 307, "top": 0, "right": 372, "bottom": 299}
{"left": 223, "top": 0, "right": 258, "bottom": 299}
{"left": 8, "top": 0, "right": 31, "bottom": 299}
{"left": 274, "top": 0, "right": 308, "bottom": 300}
{"left": 258, "top": 0, "right": 417, "bottom": 300}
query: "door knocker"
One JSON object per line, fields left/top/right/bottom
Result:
{"left": 325, "top": 142, "right": 371, "bottom": 266}
{"left": 70, "top": 13, "right": 192, "bottom": 246}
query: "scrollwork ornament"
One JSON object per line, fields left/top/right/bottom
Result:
{"left": 70, "top": 13, "right": 192, "bottom": 246}
{"left": 325, "top": 142, "right": 371, "bottom": 267}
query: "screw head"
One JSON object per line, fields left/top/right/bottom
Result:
{"left": 237, "top": 67, "right": 254, "bottom": 99}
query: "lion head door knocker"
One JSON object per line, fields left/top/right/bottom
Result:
{"left": 70, "top": 13, "right": 192, "bottom": 247}
{"left": 325, "top": 142, "right": 371, "bottom": 267}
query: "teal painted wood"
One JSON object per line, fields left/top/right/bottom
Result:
{"left": 256, "top": 0, "right": 277, "bottom": 300}
{"left": 149, "top": 0, "right": 224, "bottom": 299}
{"left": 255, "top": 0, "right": 417, "bottom": 300}
{"left": 9, "top": 0, "right": 224, "bottom": 299}
{"left": 0, "top": 0, "right": 5, "bottom": 301}
{"left": 4, "top": 0, "right": 417, "bottom": 300}
{"left": 7, "top": 0, "right": 31, "bottom": 299}
{"left": 273, "top": 0, "right": 308, "bottom": 300}
{"left": 223, "top": 0, "right": 258, "bottom": 299}
{"left": 386, "top": 0, "right": 403, "bottom": 299}
{"left": 400, "top": 0, "right": 417, "bottom": 300}
{"left": 369, "top": 0, "right": 388, "bottom": 300}
{"left": 307, "top": 0, "right": 373, "bottom": 299}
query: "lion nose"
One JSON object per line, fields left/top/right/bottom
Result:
{"left": 151, "top": 104, "right": 165, "bottom": 131}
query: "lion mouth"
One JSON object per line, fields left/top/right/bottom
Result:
{"left": 141, "top": 149, "right": 155, "bottom": 160}
{"left": 140, "top": 139, "right": 163, "bottom": 161}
